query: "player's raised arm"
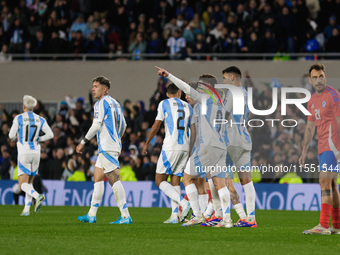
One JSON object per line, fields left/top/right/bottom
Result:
{"left": 155, "top": 66, "right": 201, "bottom": 102}
{"left": 299, "top": 120, "right": 316, "bottom": 166}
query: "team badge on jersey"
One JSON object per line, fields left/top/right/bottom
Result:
{"left": 322, "top": 101, "right": 326, "bottom": 107}
{"left": 311, "top": 104, "right": 314, "bottom": 109}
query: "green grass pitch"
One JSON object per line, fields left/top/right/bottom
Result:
{"left": 0, "top": 205, "right": 339, "bottom": 255}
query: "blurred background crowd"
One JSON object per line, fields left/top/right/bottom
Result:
{"left": 0, "top": 0, "right": 340, "bottom": 60}
{"left": 0, "top": 71, "right": 327, "bottom": 184}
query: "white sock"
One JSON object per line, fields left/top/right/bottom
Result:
{"left": 199, "top": 194, "right": 209, "bottom": 215}
{"left": 234, "top": 203, "right": 247, "bottom": 220}
{"left": 159, "top": 181, "right": 183, "bottom": 206}
{"left": 208, "top": 179, "right": 222, "bottom": 218}
{"left": 243, "top": 181, "right": 256, "bottom": 221}
{"left": 21, "top": 183, "right": 39, "bottom": 200}
{"left": 218, "top": 187, "right": 231, "bottom": 222}
{"left": 185, "top": 183, "right": 201, "bottom": 217}
{"left": 203, "top": 202, "right": 214, "bottom": 219}
{"left": 88, "top": 181, "right": 104, "bottom": 217}
{"left": 24, "top": 193, "right": 32, "bottom": 212}
{"left": 112, "top": 181, "right": 130, "bottom": 218}
{"left": 171, "top": 185, "right": 181, "bottom": 217}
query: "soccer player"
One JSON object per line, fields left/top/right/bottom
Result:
{"left": 299, "top": 63, "right": 340, "bottom": 235}
{"left": 76, "top": 76, "right": 132, "bottom": 224}
{"left": 221, "top": 66, "right": 257, "bottom": 227}
{"left": 142, "top": 83, "right": 193, "bottom": 223}
{"left": 156, "top": 66, "right": 233, "bottom": 228}
{"left": 8, "top": 95, "right": 53, "bottom": 216}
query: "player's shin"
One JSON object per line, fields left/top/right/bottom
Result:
{"left": 208, "top": 179, "right": 222, "bottom": 218}
{"left": 331, "top": 208, "right": 340, "bottom": 229}
{"left": 112, "top": 181, "right": 130, "bottom": 218}
{"left": 21, "top": 183, "right": 39, "bottom": 200}
{"left": 243, "top": 181, "right": 256, "bottom": 221}
{"left": 218, "top": 187, "right": 231, "bottom": 222}
{"left": 159, "top": 181, "right": 182, "bottom": 205}
{"left": 234, "top": 203, "right": 247, "bottom": 220}
{"left": 171, "top": 186, "right": 181, "bottom": 218}
{"left": 24, "top": 193, "right": 32, "bottom": 212}
{"left": 203, "top": 202, "right": 214, "bottom": 219}
{"left": 88, "top": 181, "right": 104, "bottom": 217}
{"left": 199, "top": 194, "right": 209, "bottom": 215}
{"left": 185, "top": 183, "right": 201, "bottom": 216}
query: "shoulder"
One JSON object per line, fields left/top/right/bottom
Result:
{"left": 38, "top": 115, "right": 46, "bottom": 123}
{"left": 325, "top": 86, "right": 340, "bottom": 103}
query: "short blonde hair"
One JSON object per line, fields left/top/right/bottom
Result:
{"left": 23, "top": 95, "right": 37, "bottom": 111}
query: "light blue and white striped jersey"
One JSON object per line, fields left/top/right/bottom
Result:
{"left": 156, "top": 97, "right": 193, "bottom": 151}
{"left": 196, "top": 93, "right": 226, "bottom": 150}
{"left": 167, "top": 36, "right": 186, "bottom": 55}
{"left": 9, "top": 111, "right": 53, "bottom": 154}
{"left": 93, "top": 95, "right": 125, "bottom": 153}
{"left": 224, "top": 87, "right": 252, "bottom": 150}
{"left": 167, "top": 73, "right": 226, "bottom": 151}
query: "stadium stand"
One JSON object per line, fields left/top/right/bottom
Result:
{"left": 0, "top": 0, "right": 340, "bottom": 59}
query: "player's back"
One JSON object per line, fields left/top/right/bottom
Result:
{"left": 157, "top": 97, "right": 193, "bottom": 151}
{"left": 196, "top": 94, "right": 226, "bottom": 150}
{"left": 224, "top": 88, "right": 252, "bottom": 151}
{"left": 14, "top": 111, "right": 46, "bottom": 154}
{"left": 308, "top": 85, "right": 340, "bottom": 154}
{"left": 95, "top": 95, "right": 125, "bottom": 153}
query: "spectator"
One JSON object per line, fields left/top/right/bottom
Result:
{"left": 68, "top": 14, "right": 89, "bottom": 40}
{"left": 166, "top": 28, "right": 186, "bottom": 59}
{"left": 128, "top": 32, "right": 147, "bottom": 60}
{"left": 325, "top": 27, "right": 340, "bottom": 53}
{"left": 176, "top": 0, "right": 194, "bottom": 21}
{"left": 0, "top": 147, "right": 11, "bottom": 179}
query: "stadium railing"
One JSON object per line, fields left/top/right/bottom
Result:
{"left": 2, "top": 52, "right": 340, "bottom": 61}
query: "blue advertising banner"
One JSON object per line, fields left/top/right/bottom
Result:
{"left": 0, "top": 180, "right": 327, "bottom": 211}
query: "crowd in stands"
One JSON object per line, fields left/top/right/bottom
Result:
{"left": 1, "top": 0, "right": 340, "bottom": 59}
{"left": 0, "top": 71, "right": 331, "bottom": 184}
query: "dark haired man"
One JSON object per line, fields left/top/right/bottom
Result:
{"left": 219, "top": 66, "right": 257, "bottom": 227}
{"left": 142, "top": 83, "right": 194, "bottom": 223}
{"left": 76, "top": 76, "right": 132, "bottom": 224}
{"left": 299, "top": 63, "right": 340, "bottom": 235}
{"left": 156, "top": 66, "right": 233, "bottom": 228}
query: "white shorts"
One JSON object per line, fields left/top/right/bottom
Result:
{"left": 95, "top": 151, "right": 120, "bottom": 174}
{"left": 184, "top": 146, "right": 229, "bottom": 178}
{"left": 18, "top": 153, "right": 40, "bottom": 176}
{"left": 226, "top": 146, "right": 251, "bottom": 177}
{"left": 156, "top": 150, "right": 189, "bottom": 177}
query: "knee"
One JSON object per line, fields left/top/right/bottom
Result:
{"left": 319, "top": 179, "right": 332, "bottom": 189}
{"left": 240, "top": 178, "right": 251, "bottom": 186}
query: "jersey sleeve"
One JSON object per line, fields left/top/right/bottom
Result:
{"left": 168, "top": 73, "right": 202, "bottom": 102}
{"left": 155, "top": 101, "right": 165, "bottom": 121}
{"left": 225, "top": 91, "right": 233, "bottom": 114}
{"left": 331, "top": 91, "right": 340, "bottom": 118}
{"left": 307, "top": 100, "right": 315, "bottom": 122}
{"left": 39, "top": 119, "right": 54, "bottom": 142}
{"left": 84, "top": 101, "right": 103, "bottom": 141}
{"left": 8, "top": 116, "right": 19, "bottom": 141}
{"left": 94, "top": 100, "right": 105, "bottom": 124}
